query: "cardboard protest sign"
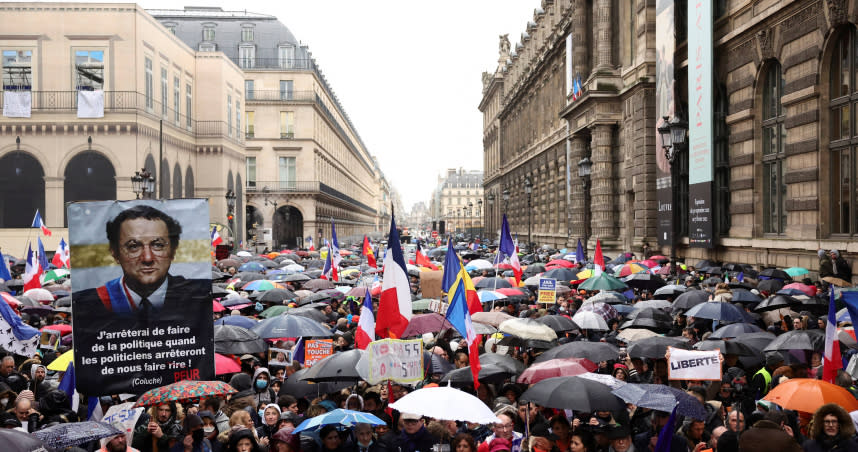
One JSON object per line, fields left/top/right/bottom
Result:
{"left": 69, "top": 200, "right": 214, "bottom": 395}
{"left": 421, "top": 270, "right": 443, "bottom": 298}
{"left": 367, "top": 338, "right": 423, "bottom": 384}
{"left": 538, "top": 278, "right": 557, "bottom": 304}
{"left": 667, "top": 346, "right": 722, "bottom": 380}
{"left": 101, "top": 402, "right": 144, "bottom": 445}
{"left": 304, "top": 339, "right": 334, "bottom": 366}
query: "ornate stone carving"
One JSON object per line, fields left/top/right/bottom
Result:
{"left": 827, "top": 0, "right": 848, "bottom": 26}
{"left": 757, "top": 28, "right": 774, "bottom": 61}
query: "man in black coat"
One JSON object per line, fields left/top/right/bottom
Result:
{"left": 395, "top": 413, "right": 439, "bottom": 452}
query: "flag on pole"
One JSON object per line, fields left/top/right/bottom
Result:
{"left": 593, "top": 239, "right": 604, "bottom": 277}
{"left": 37, "top": 237, "right": 49, "bottom": 271}
{"left": 322, "top": 239, "right": 334, "bottom": 280}
{"left": 329, "top": 221, "right": 341, "bottom": 281}
{"left": 23, "top": 243, "right": 41, "bottom": 291}
{"left": 363, "top": 236, "right": 377, "bottom": 269}
{"left": 375, "top": 212, "right": 412, "bottom": 339}
{"left": 355, "top": 290, "right": 375, "bottom": 350}
{"left": 307, "top": 237, "right": 315, "bottom": 251}
{"left": 415, "top": 242, "right": 438, "bottom": 270}
{"left": 824, "top": 289, "right": 842, "bottom": 383}
{"left": 52, "top": 238, "right": 70, "bottom": 269}
{"left": 442, "top": 239, "right": 482, "bottom": 389}
{"left": 653, "top": 405, "right": 678, "bottom": 452}
{"left": 576, "top": 239, "right": 585, "bottom": 264}
{"left": 498, "top": 214, "right": 522, "bottom": 285}
{"left": 292, "top": 338, "right": 305, "bottom": 365}
{"left": 0, "top": 249, "right": 12, "bottom": 281}
{"left": 31, "top": 210, "right": 51, "bottom": 236}
{"left": 58, "top": 361, "right": 80, "bottom": 412}
{"left": 211, "top": 226, "right": 223, "bottom": 247}
{"left": 0, "top": 294, "right": 40, "bottom": 356}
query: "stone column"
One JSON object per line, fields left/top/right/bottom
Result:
{"left": 572, "top": 0, "right": 589, "bottom": 76}
{"left": 591, "top": 124, "right": 617, "bottom": 241}
{"left": 569, "top": 135, "right": 587, "bottom": 238}
{"left": 596, "top": 0, "right": 613, "bottom": 70}
{"left": 44, "top": 177, "right": 64, "bottom": 227}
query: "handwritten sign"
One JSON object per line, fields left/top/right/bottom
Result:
{"left": 667, "top": 347, "right": 721, "bottom": 381}
{"left": 538, "top": 278, "right": 557, "bottom": 304}
{"left": 102, "top": 402, "right": 144, "bottom": 444}
{"left": 367, "top": 338, "right": 424, "bottom": 384}
{"left": 304, "top": 339, "right": 334, "bottom": 367}
{"left": 429, "top": 299, "right": 449, "bottom": 315}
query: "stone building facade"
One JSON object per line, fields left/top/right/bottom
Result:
{"left": 429, "top": 168, "right": 484, "bottom": 239}
{"left": 482, "top": 0, "right": 858, "bottom": 276}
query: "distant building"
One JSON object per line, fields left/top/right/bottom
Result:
{"left": 430, "top": 168, "right": 484, "bottom": 239}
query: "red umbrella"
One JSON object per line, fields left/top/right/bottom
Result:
{"left": 546, "top": 260, "right": 575, "bottom": 269}
{"left": 782, "top": 282, "right": 816, "bottom": 297}
{"left": 213, "top": 300, "right": 226, "bottom": 313}
{"left": 517, "top": 358, "right": 597, "bottom": 384}
{"left": 640, "top": 259, "right": 660, "bottom": 268}
{"left": 215, "top": 353, "right": 241, "bottom": 375}
{"left": 41, "top": 324, "right": 72, "bottom": 336}
{"left": 496, "top": 288, "right": 528, "bottom": 296}
{"left": 400, "top": 313, "right": 453, "bottom": 337}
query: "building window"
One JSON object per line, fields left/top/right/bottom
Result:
{"left": 2, "top": 50, "right": 32, "bottom": 90}
{"left": 241, "top": 26, "right": 254, "bottom": 42}
{"left": 279, "top": 156, "right": 296, "bottom": 190}
{"left": 144, "top": 57, "right": 153, "bottom": 111}
{"left": 186, "top": 83, "right": 192, "bottom": 129}
{"left": 239, "top": 45, "right": 255, "bottom": 69}
{"left": 245, "top": 80, "right": 254, "bottom": 100}
{"left": 202, "top": 25, "right": 215, "bottom": 41}
{"left": 830, "top": 28, "right": 858, "bottom": 235}
{"left": 278, "top": 45, "right": 295, "bottom": 69}
{"left": 236, "top": 100, "right": 241, "bottom": 139}
{"left": 714, "top": 83, "right": 730, "bottom": 236}
{"left": 198, "top": 42, "right": 216, "bottom": 52}
{"left": 74, "top": 50, "right": 104, "bottom": 91}
{"left": 227, "top": 94, "right": 232, "bottom": 137}
{"left": 160, "top": 67, "right": 168, "bottom": 118}
{"left": 174, "top": 76, "right": 180, "bottom": 125}
{"left": 280, "top": 80, "right": 293, "bottom": 100}
{"left": 246, "top": 156, "right": 256, "bottom": 188}
{"left": 246, "top": 111, "right": 255, "bottom": 138}
{"left": 280, "top": 111, "right": 294, "bottom": 138}
{"left": 761, "top": 61, "right": 785, "bottom": 234}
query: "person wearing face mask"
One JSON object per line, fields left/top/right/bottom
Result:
{"left": 0, "top": 382, "right": 15, "bottom": 412}
{"left": 170, "top": 414, "right": 212, "bottom": 452}
{"left": 252, "top": 368, "right": 275, "bottom": 408}
{"left": 354, "top": 422, "right": 384, "bottom": 452}
{"left": 197, "top": 411, "right": 222, "bottom": 452}
{"left": 256, "top": 404, "right": 281, "bottom": 446}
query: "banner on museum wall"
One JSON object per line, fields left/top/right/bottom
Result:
{"left": 655, "top": 0, "right": 675, "bottom": 247}
{"left": 688, "top": 0, "right": 714, "bottom": 247}
{"left": 69, "top": 199, "right": 214, "bottom": 396}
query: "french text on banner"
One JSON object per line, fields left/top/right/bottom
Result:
{"left": 667, "top": 346, "right": 722, "bottom": 381}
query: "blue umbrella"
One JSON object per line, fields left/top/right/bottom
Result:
{"left": 251, "top": 314, "right": 332, "bottom": 339}
{"left": 214, "top": 315, "right": 257, "bottom": 329}
{"left": 776, "top": 288, "right": 807, "bottom": 297}
{"left": 684, "top": 301, "right": 753, "bottom": 323}
{"left": 239, "top": 262, "right": 265, "bottom": 272}
{"left": 611, "top": 384, "right": 707, "bottom": 420}
{"left": 221, "top": 297, "right": 253, "bottom": 308}
{"left": 293, "top": 408, "right": 385, "bottom": 433}
{"left": 731, "top": 289, "right": 762, "bottom": 304}
{"left": 33, "top": 421, "right": 123, "bottom": 449}
{"left": 613, "top": 304, "right": 636, "bottom": 315}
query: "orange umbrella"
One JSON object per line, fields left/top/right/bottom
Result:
{"left": 763, "top": 378, "right": 858, "bottom": 413}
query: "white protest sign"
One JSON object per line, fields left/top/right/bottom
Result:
{"left": 667, "top": 346, "right": 722, "bottom": 381}
{"left": 101, "top": 402, "right": 144, "bottom": 444}
{"left": 367, "top": 338, "right": 424, "bottom": 384}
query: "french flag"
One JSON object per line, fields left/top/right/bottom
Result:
{"left": 415, "top": 242, "right": 437, "bottom": 270}
{"left": 498, "top": 214, "right": 522, "bottom": 285}
{"left": 23, "top": 243, "right": 41, "bottom": 291}
{"left": 211, "top": 226, "right": 223, "bottom": 247}
{"left": 31, "top": 210, "right": 51, "bottom": 236}
{"left": 824, "top": 289, "right": 842, "bottom": 383}
{"left": 52, "top": 238, "right": 70, "bottom": 269}
{"left": 329, "top": 222, "right": 341, "bottom": 281}
{"left": 355, "top": 290, "right": 375, "bottom": 349}
{"left": 593, "top": 239, "right": 604, "bottom": 277}
{"left": 37, "top": 237, "right": 49, "bottom": 271}
{"left": 375, "top": 212, "right": 412, "bottom": 339}
{"left": 307, "top": 237, "right": 315, "bottom": 251}
{"left": 292, "top": 338, "right": 305, "bottom": 365}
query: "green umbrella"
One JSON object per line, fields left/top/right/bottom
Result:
{"left": 412, "top": 298, "right": 434, "bottom": 312}
{"left": 41, "top": 269, "right": 70, "bottom": 284}
{"left": 578, "top": 273, "right": 628, "bottom": 291}
{"left": 784, "top": 267, "right": 809, "bottom": 277}
{"left": 259, "top": 305, "right": 289, "bottom": 318}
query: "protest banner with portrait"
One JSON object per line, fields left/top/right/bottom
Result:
{"left": 69, "top": 200, "right": 214, "bottom": 395}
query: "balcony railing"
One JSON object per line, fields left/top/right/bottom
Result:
{"left": 0, "top": 90, "right": 243, "bottom": 145}
{"left": 246, "top": 181, "right": 320, "bottom": 192}
{"left": 229, "top": 58, "right": 318, "bottom": 71}
{"left": 245, "top": 90, "right": 316, "bottom": 102}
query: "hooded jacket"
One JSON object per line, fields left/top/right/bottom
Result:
{"left": 132, "top": 402, "right": 183, "bottom": 452}
{"left": 224, "top": 373, "right": 255, "bottom": 419}
{"left": 252, "top": 368, "right": 275, "bottom": 407}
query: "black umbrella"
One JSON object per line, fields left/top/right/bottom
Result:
{"left": 524, "top": 263, "right": 546, "bottom": 277}
{"left": 440, "top": 364, "right": 513, "bottom": 386}
{"left": 709, "top": 323, "right": 764, "bottom": 339}
{"left": 304, "top": 260, "right": 325, "bottom": 269}
{"left": 757, "top": 279, "right": 785, "bottom": 293}
{"left": 214, "top": 325, "right": 267, "bottom": 355}
{"left": 235, "top": 272, "right": 265, "bottom": 283}
{"left": 288, "top": 307, "right": 328, "bottom": 322}
{"left": 212, "top": 285, "right": 230, "bottom": 297}
{"left": 0, "top": 428, "right": 49, "bottom": 451}
{"left": 304, "top": 269, "right": 324, "bottom": 278}
{"left": 280, "top": 368, "right": 351, "bottom": 399}
{"left": 15, "top": 296, "right": 39, "bottom": 308}
{"left": 730, "top": 331, "right": 777, "bottom": 351}
{"left": 685, "top": 302, "right": 753, "bottom": 323}
{"left": 759, "top": 268, "right": 792, "bottom": 281}
{"left": 543, "top": 268, "right": 576, "bottom": 282}
{"left": 623, "top": 273, "right": 667, "bottom": 291}
{"left": 257, "top": 288, "right": 298, "bottom": 303}
{"left": 520, "top": 376, "right": 626, "bottom": 411}
{"left": 672, "top": 290, "right": 710, "bottom": 311}
{"left": 282, "top": 274, "right": 312, "bottom": 283}
{"left": 620, "top": 308, "right": 673, "bottom": 332}
{"left": 763, "top": 329, "right": 825, "bottom": 352}
{"left": 695, "top": 260, "right": 717, "bottom": 268}
{"left": 754, "top": 295, "right": 801, "bottom": 312}
{"left": 33, "top": 420, "right": 123, "bottom": 450}
{"left": 475, "top": 277, "right": 512, "bottom": 289}
{"left": 731, "top": 289, "right": 762, "bottom": 304}
{"left": 426, "top": 353, "right": 455, "bottom": 375}
{"left": 611, "top": 384, "right": 707, "bottom": 420}
{"left": 694, "top": 339, "right": 760, "bottom": 356}
{"left": 533, "top": 341, "right": 620, "bottom": 364}
{"left": 251, "top": 315, "right": 332, "bottom": 339}
{"left": 728, "top": 281, "right": 755, "bottom": 290}
{"left": 298, "top": 293, "right": 333, "bottom": 306}
{"left": 300, "top": 349, "right": 366, "bottom": 382}
{"left": 535, "top": 315, "right": 578, "bottom": 332}
{"left": 480, "top": 353, "right": 526, "bottom": 374}
{"left": 627, "top": 336, "right": 689, "bottom": 359}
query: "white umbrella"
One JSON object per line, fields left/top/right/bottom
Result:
{"left": 23, "top": 288, "right": 53, "bottom": 303}
{"left": 571, "top": 311, "right": 609, "bottom": 331}
{"left": 283, "top": 264, "right": 305, "bottom": 272}
{"left": 617, "top": 328, "right": 659, "bottom": 343}
{"left": 236, "top": 251, "right": 252, "bottom": 257}
{"left": 389, "top": 384, "right": 501, "bottom": 424}
{"left": 578, "top": 372, "right": 627, "bottom": 389}
{"left": 498, "top": 318, "right": 558, "bottom": 341}
{"left": 466, "top": 259, "right": 493, "bottom": 270}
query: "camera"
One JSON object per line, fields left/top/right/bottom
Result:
{"left": 432, "top": 444, "right": 450, "bottom": 452}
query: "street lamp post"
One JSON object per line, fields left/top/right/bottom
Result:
{"left": 487, "top": 193, "right": 495, "bottom": 242}
{"left": 467, "top": 201, "right": 473, "bottom": 239}
{"left": 477, "top": 198, "right": 483, "bottom": 241}
{"left": 524, "top": 176, "right": 533, "bottom": 253}
{"left": 456, "top": 208, "right": 462, "bottom": 238}
{"left": 658, "top": 114, "right": 688, "bottom": 280}
{"left": 502, "top": 188, "right": 510, "bottom": 213}
{"left": 577, "top": 157, "right": 592, "bottom": 253}
{"left": 131, "top": 168, "right": 155, "bottom": 199}
{"left": 225, "top": 189, "right": 237, "bottom": 251}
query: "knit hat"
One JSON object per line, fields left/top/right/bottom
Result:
{"left": 489, "top": 438, "right": 512, "bottom": 452}
{"left": 832, "top": 250, "right": 841, "bottom": 257}
{"left": 819, "top": 249, "right": 827, "bottom": 258}
{"left": 15, "top": 390, "right": 34, "bottom": 404}
{"left": 765, "top": 352, "right": 784, "bottom": 368}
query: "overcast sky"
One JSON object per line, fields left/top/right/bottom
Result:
{"left": 56, "top": 0, "right": 541, "bottom": 209}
